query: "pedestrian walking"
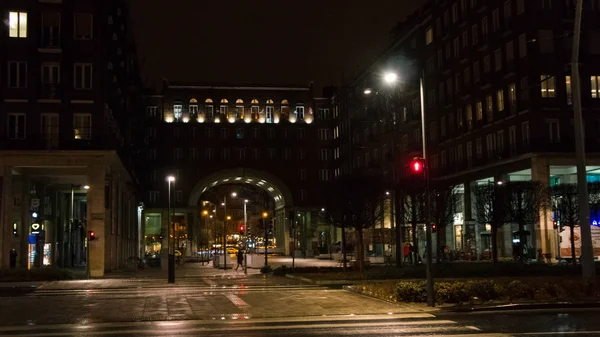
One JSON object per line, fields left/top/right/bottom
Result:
{"left": 235, "top": 250, "right": 244, "bottom": 271}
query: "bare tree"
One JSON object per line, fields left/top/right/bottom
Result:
{"left": 430, "top": 186, "right": 459, "bottom": 263}
{"left": 398, "top": 186, "right": 426, "bottom": 265}
{"left": 504, "top": 181, "right": 550, "bottom": 262}
{"left": 322, "top": 173, "right": 385, "bottom": 272}
{"left": 473, "top": 183, "right": 506, "bottom": 264}
{"left": 551, "top": 183, "right": 579, "bottom": 265}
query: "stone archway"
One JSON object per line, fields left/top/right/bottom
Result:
{"left": 188, "top": 167, "right": 295, "bottom": 254}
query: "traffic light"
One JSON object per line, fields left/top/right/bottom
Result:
{"left": 431, "top": 224, "right": 437, "bottom": 233}
{"left": 88, "top": 231, "right": 96, "bottom": 241}
{"left": 553, "top": 221, "right": 558, "bottom": 229}
{"left": 239, "top": 225, "right": 245, "bottom": 235}
{"left": 409, "top": 157, "right": 425, "bottom": 175}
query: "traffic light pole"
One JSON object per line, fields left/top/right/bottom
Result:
{"left": 243, "top": 201, "right": 248, "bottom": 275}
{"left": 420, "top": 73, "right": 435, "bottom": 307}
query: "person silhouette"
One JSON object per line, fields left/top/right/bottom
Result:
{"left": 235, "top": 250, "right": 244, "bottom": 271}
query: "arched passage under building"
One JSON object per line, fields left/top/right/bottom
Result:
{"left": 187, "top": 167, "right": 300, "bottom": 256}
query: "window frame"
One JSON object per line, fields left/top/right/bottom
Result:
{"left": 73, "top": 63, "right": 93, "bottom": 89}
{"left": 8, "top": 11, "right": 27, "bottom": 38}
{"left": 7, "top": 113, "right": 26, "bottom": 140}
{"left": 73, "top": 113, "right": 92, "bottom": 140}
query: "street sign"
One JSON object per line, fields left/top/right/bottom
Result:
{"left": 31, "top": 199, "right": 40, "bottom": 208}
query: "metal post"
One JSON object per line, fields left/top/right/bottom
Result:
{"left": 264, "top": 217, "right": 269, "bottom": 266}
{"left": 571, "top": 0, "right": 595, "bottom": 279}
{"left": 69, "top": 186, "right": 74, "bottom": 268}
{"left": 243, "top": 201, "right": 248, "bottom": 275}
{"left": 167, "top": 180, "right": 175, "bottom": 283}
{"left": 223, "top": 196, "right": 227, "bottom": 270}
{"left": 420, "top": 73, "right": 435, "bottom": 307}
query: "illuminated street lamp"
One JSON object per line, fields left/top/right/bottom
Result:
{"left": 167, "top": 175, "right": 176, "bottom": 283}
{"left": 383, "top": 72, "right": 398, "bottom": 85}
{"left": 382, "top": 69, "right": 433, "bottom": 306}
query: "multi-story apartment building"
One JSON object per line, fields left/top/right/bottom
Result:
{"left": 139, "top": 82, "right": 338, "bottom": 261}
{"left": 0, "top": 0, "right": 144, "bottom": 276}
{"left": 339, "top": 0, "right": 600, "bottom": 261}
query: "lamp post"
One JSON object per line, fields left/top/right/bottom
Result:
{"left": 202, "top": 210, "right": 209, "bottom": 265}
{"left": 82, "top": 185, "right": 90, "bottom": 279}
{"left": 571, "top": 0, "right": 595, "bottom": 279}
{"left": 167, "top": 175, "right": 175, "bottom": 283}
{"left": 244, "top": 199, "right": 248, "bottom": 275}
{"left": 262, "top": 211, "right": 269, "bottom": 266}
{"left": 221, "top": 192, "right": 237, "bottom": 270}
{"left": 383, "top": 71, "right": 434, "bottom": 306}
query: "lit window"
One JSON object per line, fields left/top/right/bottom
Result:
{"left": 496, "top": 89, "right": 505, "bottom": 111}
{"left": 540, "top": 75, "right": 556, "bottom": 98}
{"left": 425, "top": 27, "right": 433, "bottom": 45}
{"left": 296, "top": 106, "right": 305, "bottom": 119}
{"left": 476, "top": 100, "right": 483, "bottom": 121}
{"left": 266, "top": 106, "right": 274, "bottom": 123}
{"left": 485, "top": 95, "right": 493, "bottom": 122}
{"left": 508, "top": 83, "right": 517, "bottom": 111}
{"left": 466, "top": 104, "right": 473, "bottom": 130}
{"left": 73, "top": 113, "right": 92, "bottom": 140}
{"left": 566, "top": 76, "right": 572, "bottom": 105}
{"left": 173, "top": 104, "right": 183, "bottom": 120}
{"left": 9, "top": 12, "right": 27, "bottom": 38}
{"left": 591, "top": 76, "right": 600, "bottom": 98}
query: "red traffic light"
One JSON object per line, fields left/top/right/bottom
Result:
{"left": 239, "top": 225, "right": 245, "bottom": 232}
{"left": 88, "top": 231, "right": 96, "bottom": 241}
{"left": 431, "top": 224, "right": 437, "bottom": 232}
{"left": 410, "top": 157, "right": 424, "bottom": 174}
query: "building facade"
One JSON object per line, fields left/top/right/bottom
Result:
{"left": 0, "top": 0, "right": 143, "bottom": 276}
{"left": 340, "top": 0, "right": 600, "bottom": 261}
{"left": 139, "top": 82, "right": 339, "bottom": 262}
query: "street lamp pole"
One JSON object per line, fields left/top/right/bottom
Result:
{"left": 244, "top": 199, "right": 248, "bottom": 275}
{"left": 383, "top": 70, "right": 434, "bottom": 305}
{"left": 571, "top": 0, "right": 595, "bottom": 279}
{"left": 223, "top": 196, "right": 227, "bottom": 270}
{"left": 419, "top": 71, "right": 435, "bottom": 307}
{"left": 167, "top": 176, "right": 175, "bottom": 283}
{"left": 263, "top": 212, "right": 269, "bottom": 266}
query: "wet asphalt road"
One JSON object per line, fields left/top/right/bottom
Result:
{"left": 441, "top": 308, "right": 600, "bottom": 336}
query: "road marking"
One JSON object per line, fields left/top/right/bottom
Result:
{"left": 0, "top": 314, "right": 436, "bottom": 332}
{"left": 520, "top": 332, "right": 600, "bottom": 335}
{"left": 0, "top": 321, "right": 479, "bottom": 336}
{"left": 204, "top": 278, "right": 217, "bottom": 286}
{"left": 225, "top": 294, "right": 250, "bottom": 309}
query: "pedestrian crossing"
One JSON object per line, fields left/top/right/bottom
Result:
{"left": 0, "top": 314, "right": 510, "bottom": 336}
{"left": 28, "top": 284, "right": 327, "bottom": 298}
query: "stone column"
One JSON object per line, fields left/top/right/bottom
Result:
{"left": 86, "top": 166, "right": 106, "bottom": 277}
{"left": 276, "top": 208, "right": 288, "bottom": 255}
{"left": 531, "top": 157, "right": 556, "bottom": 262}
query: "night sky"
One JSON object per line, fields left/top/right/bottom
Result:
{"left": 128, "top": 0, "right": 418, "bottom": 92}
